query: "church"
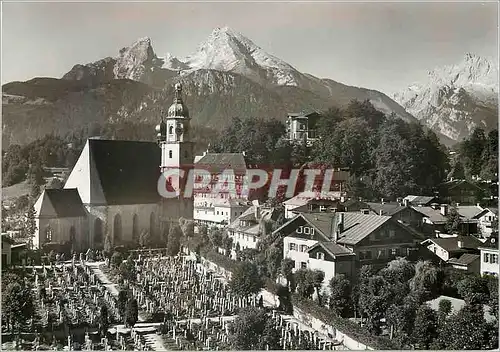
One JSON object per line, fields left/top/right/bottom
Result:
{"left": 33, "top": 83, "right": 194, "bottom": 251}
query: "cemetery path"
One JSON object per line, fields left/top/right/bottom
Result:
{"left": 85, "top": 262, "right": 168, "bottom": 351}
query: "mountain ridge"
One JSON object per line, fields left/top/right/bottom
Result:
{"left": 4, "top": 26, "right": 480, "bottom": 148}
{"left": 394, "top": 53, "right": 498, "bottom": 141}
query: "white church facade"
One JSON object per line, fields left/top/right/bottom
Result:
{"left": 34, "top": 83, "right": 194, "bottom": 251}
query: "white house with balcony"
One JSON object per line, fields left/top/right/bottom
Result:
{"left": 474, "top": 207, "right": 498, "bottom": 237}
{"left": 226, "top": 202, "right": 282, "bottom": 252}
{"left": 286, "top": 112, "right": 320, "bottom": 145}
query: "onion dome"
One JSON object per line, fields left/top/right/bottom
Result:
{"left": 167, "top": 82, "right": 189, "bottom": 118}
{"left": 155, "top": 120, "right": 166, "bottom": 141}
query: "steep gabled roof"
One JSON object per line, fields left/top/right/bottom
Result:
{"left": 44, "top": 189, "right": 86, "bottom": 218}
{"left": 89, "top": 139, "right": 161, "bottom": 205}
{"left": 195, "top": 153, "right": 247, "bottom": 174}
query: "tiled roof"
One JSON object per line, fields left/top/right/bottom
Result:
{"left": 423, "top": 235, "right": 483, "bottom": 252}
{"left": 195, "top": 153, "right": 247, "bottom": 174}
{"left": 457, "top": 205, "right": 484, "bottom": 219}
{"left": 412, "top": 206, "right": 447, "bottom": 223}
{"left": 404, "top": 195, "right": 436, "bottom": 206}
{"left": 300, "top": 212, "right": 392, "bottom": 245}
{"left": 308, "top": 241, "right": 355, "bottom": 257}
{"left": 89, "top": 139, "right": 161, "bottom": 205}
{"left": 228, "top": 206, "right": 280, "bottom": 235}
{"left": 447, "top": 253, "right": 480, "bottom": 266}
{"left": 366, "top": 202, "right": 408, "bottom": 216}
{"left": 45, "top": 189, "right": 86, "bottom": 218}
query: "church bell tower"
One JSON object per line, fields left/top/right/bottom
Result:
{"left": 155, "top": 83, "right": 194, "bottom": 217}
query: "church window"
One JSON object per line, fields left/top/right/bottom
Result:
{"left": 169, "top": 150, "right": 173, "bottom": 158}
{"left": 169, "top": 126, "right": 174, "bottom": 134}
{"left": 45, "top": 226, "right": 52, "bottom": 242}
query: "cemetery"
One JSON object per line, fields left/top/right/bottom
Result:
{"left": 1, "top": 249, "right": 345, "bottom": 351}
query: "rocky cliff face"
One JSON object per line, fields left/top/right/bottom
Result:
{"left": 394, "top": 53, "right": 498, "bottom": 142}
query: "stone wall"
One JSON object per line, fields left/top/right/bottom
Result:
{"left": 199, "top": 255, "right": 374, "bottom": 351}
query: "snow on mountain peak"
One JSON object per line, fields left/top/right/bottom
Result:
{"left": 177, "top": 26, "right": 300, "bottom": 86}
{"left": 394, "top": 53, "right": 498, "bottom": 142}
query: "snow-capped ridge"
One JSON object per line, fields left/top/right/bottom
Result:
{"left": 395, "top": 53, "right": 498, "bottom": 142}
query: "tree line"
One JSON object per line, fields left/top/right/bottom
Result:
{"left": 211, "top": 100, "right": 451, "bottom": 201}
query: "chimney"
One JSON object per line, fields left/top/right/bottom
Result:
{"left": 440, "top": 204, "right": 448, "bottom": 217}
{"left": 340, "top": 196, "right": 345, "bottom": 203}
{"left": 254, "top": 205, "right": 261, "bottom": 220}
{"left": 431, "top": 203, "right": 439, "bottom": 210}
{"left": 379, "top": 210, "right": 384, "bottom": 216}
{"left": 337, "top": 212, "right": 344, "bottom": 234}
{"left": 381, "top": 198, "right": 385, "bottom": 204}
{"left": 457, "top": 239, "right": 464, "bottom": 248}
{"left": 403, "top": 198, "right": 409, "bottom": 207}
{"left": 242, "top": 151, "right": 246, "bottom": 157}
{"left": 435, "top": 230, "right": 440, "bottom": 238}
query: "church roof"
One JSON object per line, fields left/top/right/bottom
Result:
{"left": 89, "top": 139, "right": 161, "bottom": 205}
{"left": 44, "top": 189, "right": 86, "bottom": 218}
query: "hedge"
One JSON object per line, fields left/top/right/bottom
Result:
{"left": 183, "top": 244, "right": 400, "bottom": 350}
{"left": 291, "top": 294, "right": 400, "bottom": 350}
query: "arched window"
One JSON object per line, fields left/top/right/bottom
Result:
{"left": 113, "top": 214, "right": 122, "bottom": 244}
{"left": 169, "top": 150, "right": 173, "bottom": 158}
{"left": 149, "top": 212, "right": 156, "bottom": 239}
{"left": 94, "top": 218, "right": 103, "bottom": 244}
{"left": 169, "top": 125, "right": 173, "bottom": 134}
{"left": 132, "top": 214, "right": 139, "bottom": 243}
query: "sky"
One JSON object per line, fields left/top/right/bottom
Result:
{"left": 2, "top": 1, "right": 498, "bottom": 95}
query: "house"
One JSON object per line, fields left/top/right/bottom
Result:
{"left": 412, "top": 204, "right": 478, "bottom": 236}
{"left": 289, "top": 198, "right": 369, "bottom": 217}
{"left": 38, "top": 83, "right": 194, "bottom": 251}
{"left": 2, "top": 234, "right": 13, "bottom": 266}
{"left": 278, "top": 211, "right": 423, "bottom": 288}
{"left": 403, "top": 195, "right": 438, "bottom": 207}
{"left": 474, "top": 207, "right": 499, "bottom": 237}
{"left": 33, "top": 189, "right": 87, "bottom": 251}
{"left": 193, "top": 152, "right": 249, "bottom": 226}
{"left": 227, "top": 203, "right": 282, "bottom": 251}
{"left": 447, "top": 253, "right": 481, "bottom": 274}
{"left": 426, "top": 295, "right": 495, "bottom": 323}
{"left": 283, "top": 191, "right": 344, "bottom": 219}
{"left": 286, "top": 112, "right": 320, "bottom": 145}
{"left": 438, "top": 179, "right": 486, "bottom": 205}
{"left": 1, "top": 234, "right": 25, "bottom": 266}
{"left": 194, "top": 198, "right": 250, "bottom": 228}
{"left": 193, "top": 152, "right": 248, "bottom": 199}
{"left": 366, "top": 201, "right": 425, "bottom": 231}
{"left": 479, "top": 236, "right": 499, "bottom": 277}
{"left": 421, "top": 235, "right": 483, "bottom": 273}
